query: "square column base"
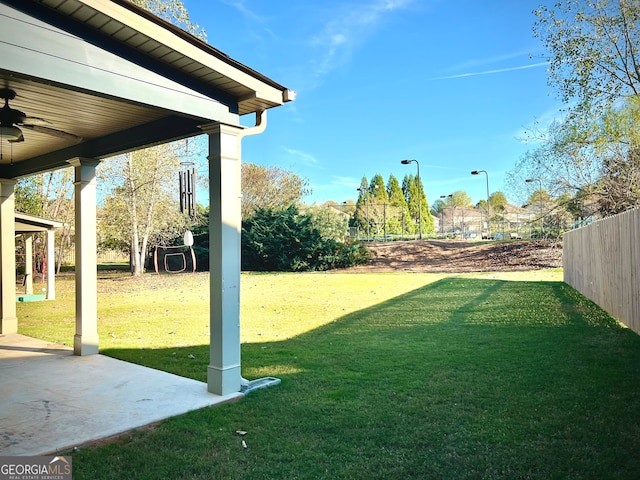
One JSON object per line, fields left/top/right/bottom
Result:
{"left": 207, "top": 365, "right": 242, "bottom": 396}
{"left": 0, "top": 316, "right": 17, "bottom": 334}
{"left": 74, "top": 334, "right": 99, "bottom": 356}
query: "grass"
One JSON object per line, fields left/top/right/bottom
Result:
{"left": 16, "top": 268, "right": 640, "bottom": 479}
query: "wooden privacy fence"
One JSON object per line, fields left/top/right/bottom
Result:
{"left": 60, "top": 247, "right": 128, "bottom": 265}
{"left": 563, "top": 207, "right": 640, "bottom": 334}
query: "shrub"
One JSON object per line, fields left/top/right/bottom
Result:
{"left": 242, "top": 206, "right": 370, "bottom": 271}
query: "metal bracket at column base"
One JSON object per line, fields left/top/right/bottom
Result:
{"left": 240, "top": 377, "right": 281, "bottom": 395}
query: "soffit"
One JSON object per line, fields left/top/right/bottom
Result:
{"left": 0, "top": 75, "right": 170, "bottom": 164}
{"left": 37, "top": 0, "right": 293, "bottom": 115}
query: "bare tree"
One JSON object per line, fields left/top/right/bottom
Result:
{"left": 241, "top": 163, "right": 311, "bottom": 220}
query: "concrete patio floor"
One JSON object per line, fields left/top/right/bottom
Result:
{"left": 0, "top": 333, "right": 243, "bottom": 456}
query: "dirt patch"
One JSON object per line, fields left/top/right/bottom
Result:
{"left": 341, "top": 240, "right": 563, "bottom": 273}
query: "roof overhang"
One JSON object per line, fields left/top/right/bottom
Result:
{"left": 0, "top": 0, "right": 295, "bottom": 178}
{"left": 15, "top": 212, "right": 64, "bottom": 233}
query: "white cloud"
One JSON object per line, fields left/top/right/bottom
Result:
{"left": 220, "top": 0, "right": 265, "bottom": 23}
{"left": 282, "top": 147, "right": 320, "bottom": 167}
{"left": 431, "top": 61, "right": 549, "bottom": 81}
{"left": 311, "top": 0, "right": 416, "bottom": 77}
{"left": 332, "top": 176, "right": 360, "bottom": 187}
{"left": 447, "top": 49, "right": 539, "bottom": 71}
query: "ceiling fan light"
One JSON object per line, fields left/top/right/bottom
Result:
{"left": 0, "top": 125, "right": 22, "bottom": 141}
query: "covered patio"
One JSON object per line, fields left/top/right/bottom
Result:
{"left": 0, "top": 0, "right": 293, "bottom": 454}
{"left": 1, "top": 334, "right": 243, "bottom": 455}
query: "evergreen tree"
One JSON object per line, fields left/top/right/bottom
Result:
{"left": 416, "top": 175, "right": 435, "bottom": 235}
{"left": 402, "top": 174, "right": 413, "bottom": 204}
{"left": 402, "top": 174, "right": 420, "bottom": 234}
{"left": 354, "top": 177, "right": 371, "bottom": 238}
{"left": 369, "top": 174, "right": 389, "bottom": 203}
{"left": 387, "top": 174, "right": 410, "bottom": 235}
{"left": 241, "top": 206, "right": 369, "bottom": 271}
{"left": 387, "top": 174, "right": 406, "bottom": 205}
{"left": 368, "top": 174, "right": 389, "bottom": 238}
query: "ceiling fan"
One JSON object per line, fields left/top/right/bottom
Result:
{"left": 0, "top": 88, "right": 81, "bottom": 143}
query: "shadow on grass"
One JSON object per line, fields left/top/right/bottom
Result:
{"left": 95, "top": 277, "right": 640, "bottom": 480}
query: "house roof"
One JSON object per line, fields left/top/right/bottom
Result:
{"left": 15, "top": 211, "right": 64, "bottom": 233}
{"left": 0, "top": 0, "right": 294, "bottom": 178}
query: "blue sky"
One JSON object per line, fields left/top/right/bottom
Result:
{"left": 182, "top": 0, "right": 562, "bottom": 207}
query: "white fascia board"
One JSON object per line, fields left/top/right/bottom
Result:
{"left": 79, "top": 0, "right": 286, "bottom": 106}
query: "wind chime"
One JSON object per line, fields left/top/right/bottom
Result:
{"left": 179, "top": 160, "right": 196, "bottom": 216}
{"left": 153, "top": 158, "right": 197, "bottom": 274}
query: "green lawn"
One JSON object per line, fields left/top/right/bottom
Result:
{"left": 16, "top": 269, "right": 640, "bottom": 479}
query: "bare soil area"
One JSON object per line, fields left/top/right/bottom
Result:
{"left": 343, "top": 239, "right": 563, "bottom": 273}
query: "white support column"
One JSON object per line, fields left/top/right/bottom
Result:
{"left": 69, "top": 158, "right": 100, "bottom": 356}
{"left": 203, "top": 123, "right": 244, "bottom": 396}
{"left": 0, "top": 179, "right": 17, "bottom": 334}
{"left": 24, "top": 234, "right": 33, "bottom": 295}
{"left": 46, "top": 228, "right": 56, "bottom": 300}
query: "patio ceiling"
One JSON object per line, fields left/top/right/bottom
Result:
{"left": 0, "top": 0, "right": 294, "bottom": 179}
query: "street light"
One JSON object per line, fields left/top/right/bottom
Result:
{"left": 401, "top": 159, "right": 422, "bottom": 239}
{"left": 525, "top": 178, "right": 543, "bottom": 238}
{"left": 525, "top": 178, "right": 543, "bottom": 190}
{"left": 471, "top": 170, "right": 490, "bottom": 237}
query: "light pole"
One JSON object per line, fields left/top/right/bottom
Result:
{"left": 401, "top": 159, "right": 422, "bottom": 239}
{"left": 525, "top": 178, "right": 543, "bottom": 238}
{"left": 471, "top": 170, "right": 490, "bottom": 237}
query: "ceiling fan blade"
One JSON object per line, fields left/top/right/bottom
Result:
{"left": 20, "top": 116, "right": 50, "bottom": 126}
{"left": 21, "top": 124, "right": 82, "bottom": 141}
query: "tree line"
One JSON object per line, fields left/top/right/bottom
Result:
{"left": 350, "top": 173, "right": 435, "bottom": 238}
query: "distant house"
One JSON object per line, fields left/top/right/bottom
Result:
{"left": 438, "top": 204, "right": 537, "bottom": 238}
